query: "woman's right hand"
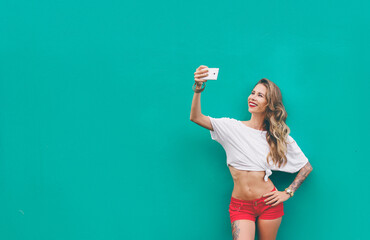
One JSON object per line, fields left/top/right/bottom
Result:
{"left": 194, "top": 65, "right": 209, "bottom": 86}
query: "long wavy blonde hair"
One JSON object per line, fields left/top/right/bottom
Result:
{"left": 255, "top": 78, "right": 291, "bottom": 168}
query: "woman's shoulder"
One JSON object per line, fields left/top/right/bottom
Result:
{"left": 210, "top": 116, "right": 239, "bottom": 122}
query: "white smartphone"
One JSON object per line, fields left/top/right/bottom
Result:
{"left": 201, "top": 68, "right": 219, "bottom": 80}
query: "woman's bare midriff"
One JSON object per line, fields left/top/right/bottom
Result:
{"left": 228, "top": 165, "right": 276, "bottom": 200}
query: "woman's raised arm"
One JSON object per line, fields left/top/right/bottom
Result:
{"left": 190, "top": 65, "right": 213, "bottom": 131}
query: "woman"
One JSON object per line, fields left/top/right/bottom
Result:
{"left": 190, "top": 65, "right": 313, "bottom": 240}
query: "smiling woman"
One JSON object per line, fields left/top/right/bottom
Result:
{"left": 249, "top": 90, "right": 264, "bottom": 107}
{"left": 190, "top": 68, "right": 313, "bottom": 240}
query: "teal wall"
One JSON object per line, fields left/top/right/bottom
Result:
{"left": 1, "top": 0, "right": 369, "bottom": 239}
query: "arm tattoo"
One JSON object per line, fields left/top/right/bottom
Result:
{"left": 288, "top": 162, "right": 313, "bottom": 192}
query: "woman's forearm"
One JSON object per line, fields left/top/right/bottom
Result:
{"left": 190, "top": 84, "right": 203, "bottom": 120}
{"left": 288, "top": 162, "right": 313, "bottom": 193}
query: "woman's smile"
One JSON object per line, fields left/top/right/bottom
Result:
{"left": 249, "top": 102, "right": 258, "bottom": 107}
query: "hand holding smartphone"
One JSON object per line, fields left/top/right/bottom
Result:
{"left": 201, "top": 68, "right": 219, "bottom": 80}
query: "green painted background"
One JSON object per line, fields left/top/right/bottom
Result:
{"left": 1, "top": 0, "right": 369, "bottom": 239}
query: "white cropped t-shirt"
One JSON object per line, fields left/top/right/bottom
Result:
{"left": 207, "top": 116, "right": 309, "bottom": 182}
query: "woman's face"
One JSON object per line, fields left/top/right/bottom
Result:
{"left": 248, "top": 84, "right": 268, "bottom": 113}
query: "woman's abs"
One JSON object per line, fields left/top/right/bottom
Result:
{"left": 228, "top": 166, "right": 275, "bottom": 201}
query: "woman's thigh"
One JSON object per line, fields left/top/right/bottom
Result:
{"left": 231, "top": 219, "right": 255, "bottom": 240}
{"left": 257, "top": 217, "right": 282, "bottom": 240}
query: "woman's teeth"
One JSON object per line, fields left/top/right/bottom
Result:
{"left": 249, "top": 103, "right": 257, "bottom": 107}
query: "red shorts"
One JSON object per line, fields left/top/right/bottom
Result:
{"left": 229, "top": 186, "right": 284, "bottom": 223}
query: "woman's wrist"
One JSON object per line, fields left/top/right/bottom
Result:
{"left": 195, "top": 81, "right": 203, "bottom": 87}
{"left": 284, "top": 188, "right": 294, "bottom": 197}
{"left": 193, "top": 81, "right": 206, "bottom": 93}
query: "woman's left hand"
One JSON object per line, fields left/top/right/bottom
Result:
{"left": 262, "top": 191, "right": 290, "bottom": 206}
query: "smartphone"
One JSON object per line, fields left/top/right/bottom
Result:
{"left": 201, "top": 68, "right": 219, "bottom": 80}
